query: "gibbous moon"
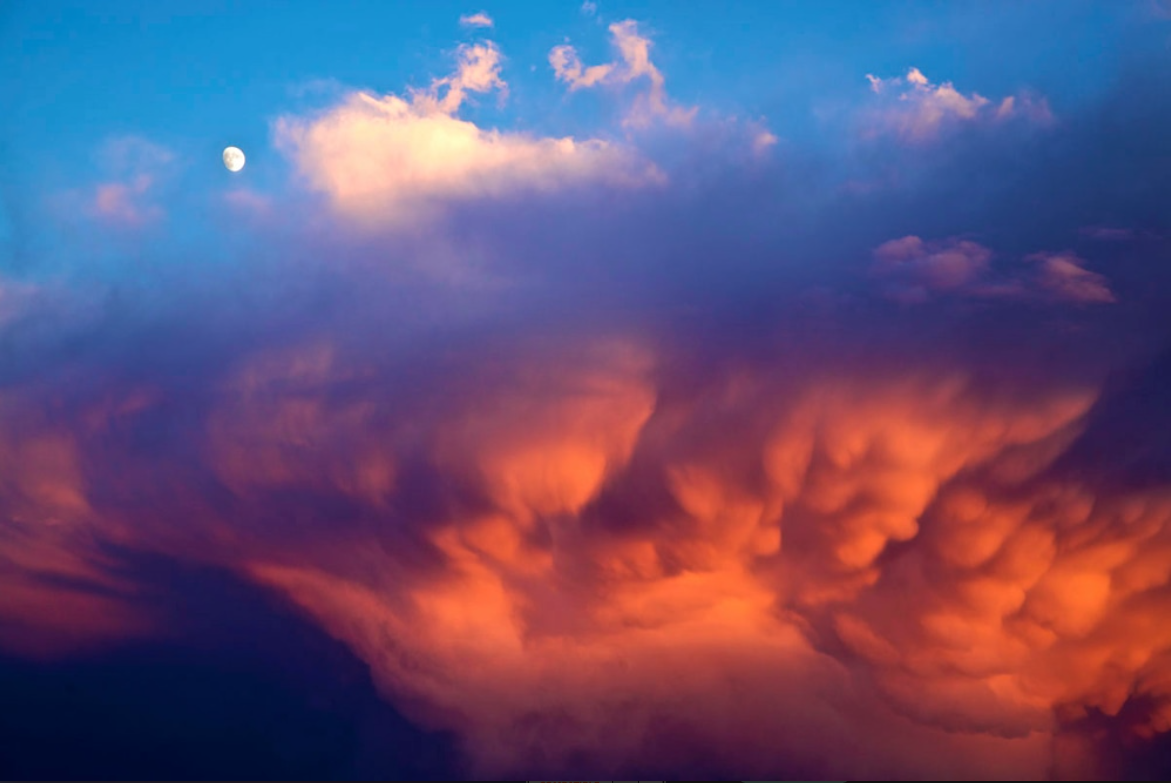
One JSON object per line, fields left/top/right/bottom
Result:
{"left": 222, "top": 146, "right": 246, "bottom": 172}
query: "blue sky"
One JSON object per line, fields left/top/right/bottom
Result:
{"left": 0, "top": 0, "right": 1153, "bottom": 213}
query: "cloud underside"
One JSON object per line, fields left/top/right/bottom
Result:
{"left": 2, "top": 326, "right": 1169, "bottom": 778}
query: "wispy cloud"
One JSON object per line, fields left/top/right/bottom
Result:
{"left": 550, "top": 20, "right": 697, "bottom": 128}
{"left": 85, "top": 136, "right": 175, "bottom": 226}
{"left": 459, "top": 11, "right": 494, "bottom": 29}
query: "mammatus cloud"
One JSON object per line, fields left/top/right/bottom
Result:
{"left": 872, "top": 236, "right": 1116, "bottom": 304}
{"left": 550, "top": 20, "right": 697, "bottom": 128}
{"left": 4, "top": 324, "right": 1169, "bottom": 778}
{"left": 459, "top": 11, "right": 494, "bottom": 29}
{"left": 864, "top": 67, "right": 1053, "bottom": 142}
{"left": 275, "top": 35, "right": 661, "bottom": 222}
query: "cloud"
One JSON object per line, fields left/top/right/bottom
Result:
{"left": 550, "top": 20, "right": 697, "bottom": 128}
{"left": 2, "top": 278, "right": 1165, "bottom": 778}
{"left": 1080, "top": 226, "right": 1136, "bottom": 241}
{"left": 90, "top": 175, "right": 161, "bottom": 226}
{"left": 98, "top": 135, "right": 174, "bottom": 174}
{"left": 872, "top": 236, "right": 1116, "bottom": 305}
{"left": 459, "top": 11, "right": 494, "bottom": 29}
{"left": 752, "top": 129, "right": 779, "bottom": 154}
{"left": 408, "top": 41, "right": 508, "bottom": 116}
{"left": 274, "top": 40, "right": 662, "bottom": 222}
{"left": 872, "top": 235, "right": 993, "bottom": 301}
{"left": 863, "top": 67, "right": 1053, "bottom": 142}
{"left": 222, "top": 187, "right": 273, "bottom": 215}
{"left": 201, "top": 347, "right": 1170, "bottom": 779}
{"left": 581, "top": 1, "right": 598, "bottom": 16}
{"left": 80, "top": 134, "right": 176, "bottom": 224}
{"left": 1030, "top": 251, "right": 1118, "bottom": 303}
{"left": 83, "top": 136, "right": 175, "bottom": 226}
{"left": 3, "top": 10, "right": 1171, "bottom": 781}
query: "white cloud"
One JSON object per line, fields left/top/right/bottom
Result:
{"left": 275, "top": 39, "right": 662, "bottom": 223}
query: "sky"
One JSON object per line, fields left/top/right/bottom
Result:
{"left": 2, "top": 1, "right": 1171, "bottom": 780}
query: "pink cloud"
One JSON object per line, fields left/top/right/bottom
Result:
{"left": 873, "top": 235, "right": 993, "bottom": 292}
{"left": 84, "top": 136, "right": 175, "bottom": 226}
{"left": 863, "top": 68, "right": 1053, "bottom": 142}
{"left": 873, "top": 237, "right": 1116, "bottom": 305}
{"left": 408, "top": 41, "right": 507, "bottom": 116}
{"left": 459, "top": 11, "right": 494, "bottom": 29}
{"left": 550, "top": 20, "right": 697, "bottom": 129}
{"left": 1030, "top": 251, "right": 1118, "bottom": 303}
{"left": 91, "top": 174, "right": 161, "bottom": 225}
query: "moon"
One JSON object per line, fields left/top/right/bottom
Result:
{"left": 222, "top": 146, "right": 246, "bottom": 173}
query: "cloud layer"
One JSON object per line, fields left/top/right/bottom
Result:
{"left": 4, "top": 12, "right": 1171, "bottom": 781}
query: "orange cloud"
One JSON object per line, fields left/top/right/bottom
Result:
{"left": 205, "top": 351, "right": 1169, "bottom": 777}
{"left": 2, "top": 330, "right": 1170, "bottom": 778}
{"left": 0, "top": 399, "right": 150, "bottom": 656}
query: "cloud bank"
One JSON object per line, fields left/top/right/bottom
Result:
{"left": 4, "top": 13, "right": 1171, "bottom": 782}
